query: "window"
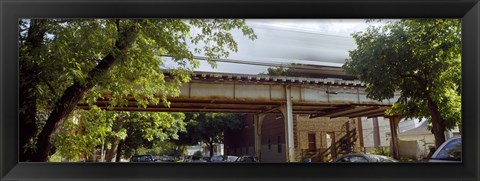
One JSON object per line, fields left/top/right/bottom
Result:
{"left": 277, "top": 136, "right": 282, "bottom": 153}
{"left": 246, "top": 147, "right": 249, "bottom": 154}
{"left": 434, "top": 138, "right": 462, "bottom": 161}
{"left": 237, "top": 157, "right": 244, "bottom": 162}
{"left": 308, "top": 133, "right": 316, "bottom": 151}
{"left": 244, "top": 157, "right": 253, "bottom": 162}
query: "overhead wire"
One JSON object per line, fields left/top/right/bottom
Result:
{"left": 161, "top": 55, "right": 343, "bottom": 71}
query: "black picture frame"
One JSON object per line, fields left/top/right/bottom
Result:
{"left": 1, "top": 0, "right": 479, "bottom": 181}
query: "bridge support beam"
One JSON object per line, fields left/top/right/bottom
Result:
{"left": 254, "top": 113, "right": 266, "bottom": 161}
{"left": 280, "top": 85, "right": 295, "bottom": 162}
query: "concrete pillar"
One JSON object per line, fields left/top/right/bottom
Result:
{"left": 280, "top": 85, "right": 295, "bottom": 162}
{"left": 387, "top": 115, "right": 401, "bottom": 160}
{"left": 356, "top": 117, "right": 365, "bottom": 153}
{"left": 253, "top": 113, "right": 266, "bottom": 160}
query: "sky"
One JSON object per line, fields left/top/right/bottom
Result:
{"left": 164, "top": 19, "right": 388, "bottom": 75}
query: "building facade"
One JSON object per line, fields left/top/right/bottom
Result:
{"left": 224, "top": 113, "right": 387, "bottom": 162}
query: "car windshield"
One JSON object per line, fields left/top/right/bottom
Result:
{"left": 433, "top": 138, "right": 462, "bottom": 161}
{"left": 227, "top": 156, "right": 238, "bottom": 162}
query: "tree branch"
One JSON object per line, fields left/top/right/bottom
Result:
{"left": 39, "top": 74, "right": 58, "bottom": 97}
{"left": 398, "top": 73, "right": 422, "bottom": 82}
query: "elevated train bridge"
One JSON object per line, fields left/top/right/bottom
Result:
{"left": 77, "top": 71, "right": 402, "bottom": 162}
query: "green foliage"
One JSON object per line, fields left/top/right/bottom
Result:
{"left": 52, "top": 107, "right": 112, "bottom": 160}
{"left": 20, "top": 18, "right": 256, "bottom": 123}
{"left": 369, "top": 147, "right": 390, "bottom": 157}
{"left": 343, "top": 19, "right": 461, "bottom": 131}
{"left": 52, "top": 108, "right": 186, "bottom": 161}
{"left": 20, "top": 19, "right": 256, "bottom": 160}
{"left": 135, "top": 141, "right": 187, "bottom": 156}
{"left": 47, "top": 152, "right": 64, "bottom": 162}
{"left": 121, "top": 112, "right": 186, "bottom": 158}
{"left": 113, "top": 112, "right": 185, "bottom": 159}
{"left": 260, "top": 64, "right": 310, "bottom": 77}
{"left": 185, "top": 113, "right": 243, "bottom": 145}
{"left": 262, "top": 67, "right": 288, "bottom": 76}
{"left": 173, "top": 113, "right": 243, "bottom": 157}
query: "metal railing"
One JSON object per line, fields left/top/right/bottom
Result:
{"left": 298, "top": 122, "right": 358, "bottom": 162}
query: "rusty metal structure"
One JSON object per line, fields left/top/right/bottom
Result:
{"left": 77, "top": 71, "right": 401, "bottom": 162}
{"left": 79, "top": 71, "right": 398, "bottom": 116}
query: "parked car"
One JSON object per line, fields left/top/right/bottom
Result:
{"left": 201, "top": 156, "right": 211, "bottom": 162}
{"left": 158, "top": 155, "right": 175, "bottom": 162}
{"left": 184, "top": 155, "right": 209, "bottom": 162}
{"left": 429, "top": 137, "right": 462, "bottom": 162}
{"left": 334, "top": 154, "right": 398, "bottom": 163}
{"left": 130, "top": 154, "right": 157, "bottom": 162}
{"left": 235, "top": 155, "right": 259, "bottom": 162}
{"left": 210, "top": 155, "right": 239, "bottom": 162}
{"left": 210, "top": 155, "right": 224, "bottom": 162}
{"left": 224, "top": 156, "right": 239, "bottom": 162}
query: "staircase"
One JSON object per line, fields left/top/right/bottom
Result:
{"left": 315, "top": 122, "right": 357, "bottom": 162}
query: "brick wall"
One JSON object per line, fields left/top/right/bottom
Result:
{"left": 295, "top": 115, "right": 355, "bottom": 151}
{"left": 260, "top": 113, "right": 286, "bottom": 162}
{"left": 223, "top": 113, "right": 287, "bottom": 161}
{"left": 223, "top": 114, "right": 255, "bottom": 156}
{"left": 224, "top": 113, "right": 359, "bottom": 162}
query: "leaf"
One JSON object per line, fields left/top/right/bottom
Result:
{"left": 344, "top": 19, "right": 461, "bottom": 145}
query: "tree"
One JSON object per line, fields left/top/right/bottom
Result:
{"left": 262, "top": 66, "right": 289, "bottom": 76}
{"left": 343, "top": 19, "right": 461, "bottom": 148}
{"left": 19, "top": 19, "right": 256, "bottom": 161}
{"left": 119, "top": 112, "right": 186, "bottom": 161}
{"left": 52, "top": 108, "right": 186, "bottom": 162}
{"left": 260, "top": 63, "right": 313, "bottom": 77}
{"left": 19, "top": 19, "right": 50, "bottom": 161}
{"left": 183, "top": 113, "right": 243, "bottom": 157}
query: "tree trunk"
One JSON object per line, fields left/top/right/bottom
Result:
{"left": 30, "top": 20, "right": 140, "bottom": 162}
{"left": 19, "top": 19, "right": 48, "bottom": 162}
{"left": 19, "top": 63, "right": 39, "bottom": 162}
{"left": 105, "top": 140, "right": 120, "bottom": 162}
{"left": 420, "top": 76, "right": 446, "bottom": 149}
{"left": 105, "top": 117, "right": 125, "bottom": 162}
{"left": 427, "top": 97, "right": 446, "bottom": 148}
{"left": 209, "top": 142, "right": 214, "bottom": 157}
{"left": 115, "top": 140, "right": 124, "bottom": 162}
